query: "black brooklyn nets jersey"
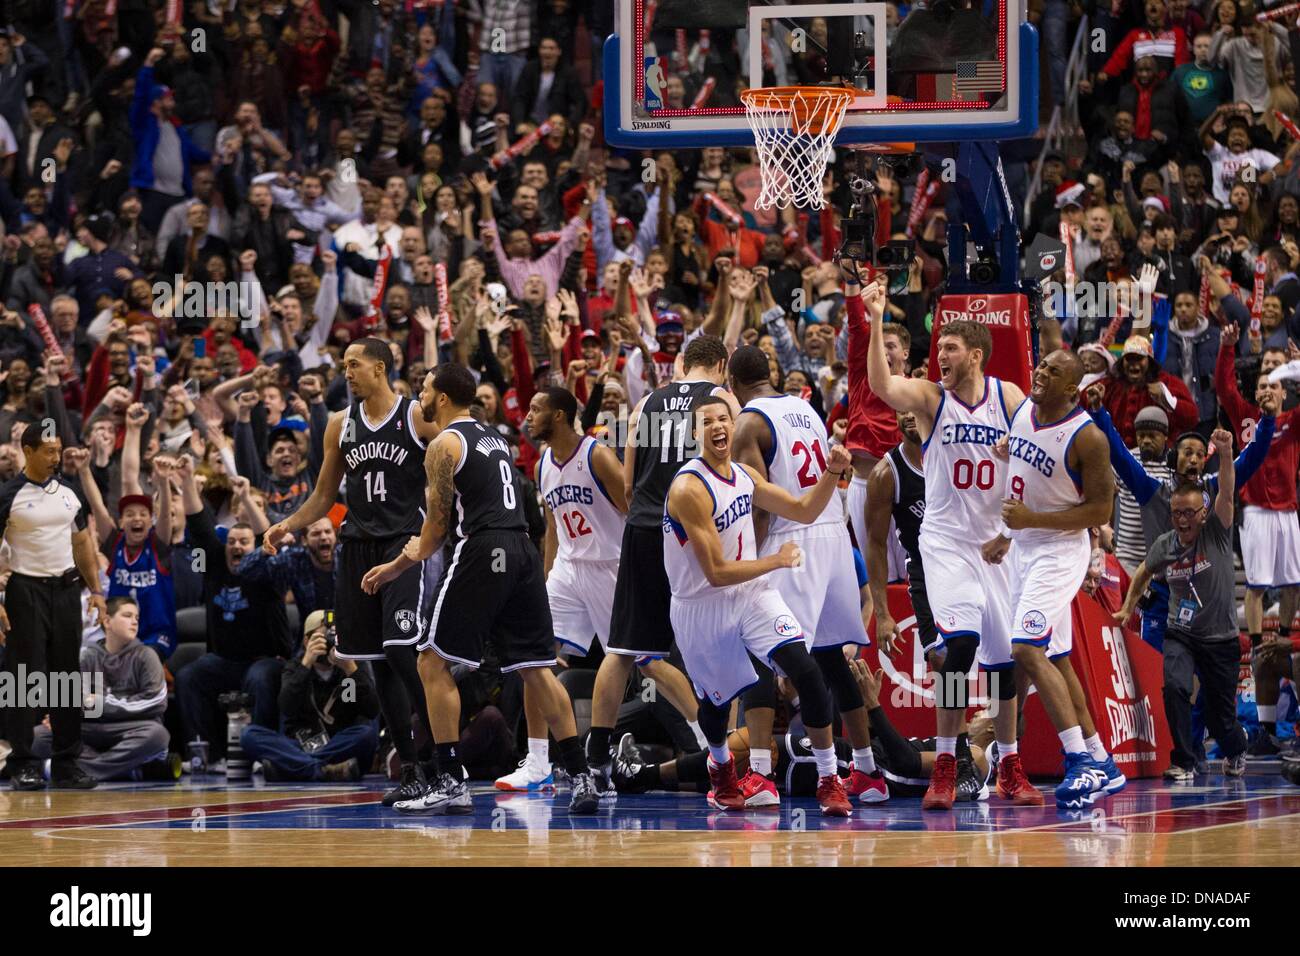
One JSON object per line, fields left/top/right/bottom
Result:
{"left": 627, "top": 379, "right": 720, "bottom": 528}
{"left": 886, "top": 444, "right": 926, "bottom": 566}
{"left": 446, "top": 418, "right": 527, "bottom": 539}
{"left": 340, "top": 396, "right": 428, "bottom": 540}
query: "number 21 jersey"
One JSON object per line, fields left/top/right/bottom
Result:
{"left": 340, "top": 396, "right": 428, "bottom": 540}
{"left": 741, "top": 393, "right": 843, "bottom": 535}
{"left": 920, "top": 377, "right": 1013, "bottom": 546}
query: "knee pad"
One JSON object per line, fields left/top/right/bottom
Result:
{"left": 771, "top": 644, "right": 832, "bottom": 730}
{"left": 934, "top": 635, "right": 977, "bottom": 710}
{"left": 741, "top": 658, "right": 777, "bottom": 712}
{"left": 695, "top": 696, "right": 730, "bottom": 746}
{"left": 994, "top": 664, "right": 1018, "bottom": 701}
{"left": 813, "top": 646, "right": 864, "bottom": 712}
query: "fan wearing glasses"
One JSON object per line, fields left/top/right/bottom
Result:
{"left": 1114, "top": 428, "right": 1249, "bottom": 780}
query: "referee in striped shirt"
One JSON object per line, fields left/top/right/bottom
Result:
{"left": 0, "top": 423, "right": 108, "bottom": 790}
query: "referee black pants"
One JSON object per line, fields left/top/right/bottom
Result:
{"left": 2, "top": 572, "right": 85, "bottom": 768}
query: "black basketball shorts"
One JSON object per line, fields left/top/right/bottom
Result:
{"left": 607, "top": 523, "right": 675, "bottom": 658}
{"left": 908, "top": 565, "right": 939, "bottom": 654}
{"left": 420, "top": 531, "right": 556, "bottom": 672}
{"left": 335, "top": 537, "right": 431, "bottom": 660}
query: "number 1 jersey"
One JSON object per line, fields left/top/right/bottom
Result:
{"left": 340, "top": 396, "right": 428, "bottom": 540}
{"left": 920, "top": 377, "right": 1013, "bottom": 547}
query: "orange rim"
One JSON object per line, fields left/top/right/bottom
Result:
{"left": 740, "top": 85, "right": 855, "bottom": 136}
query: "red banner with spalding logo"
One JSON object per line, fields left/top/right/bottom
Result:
{"left": 863, "top": 585, "right": 1171, "bottom": 779}
{"left": 926, "top": 293, "right": 1033, "bottom": 394}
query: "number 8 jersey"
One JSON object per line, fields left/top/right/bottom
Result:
{"left": 443, "top": 417, "right": 527, "bottom": 539}
{"left": 920, "top": 377, "right": 1014, "bottom": 547}
{"left": 538, "top": 436, "right": 624, "bottom": 562}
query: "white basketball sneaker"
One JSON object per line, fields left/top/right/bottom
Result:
{"left": 494, "top": 752, "right": 555, "bottom": 792}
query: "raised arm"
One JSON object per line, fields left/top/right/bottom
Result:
{"left": 71, "top": 448, "right": 117, "bottom": 547}
{"left": 666, "top": 474, "right": 800, "bottom": 587}
{"left": 1210, "top": 427, "right": 1235, "bottom": 529}
{"left": 120, "top": 403, "right": 151, "bottom": 495}
{"left": 742, "top": 443, "right": 852, "bottom": 524}
{"left": 262, "top": 412, "right": 346, "bottom": 553}
{"left": 859, "top": 277, "right": 939, "bottom": 418}
{"left": 1084, "top": 384, "right": 1160, "bottom": 505}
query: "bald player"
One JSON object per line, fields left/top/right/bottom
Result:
{"left": 980, "top": 350, "right": 1123, "bottom": 810}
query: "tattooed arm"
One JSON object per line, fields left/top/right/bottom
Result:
{"left": 360, "top": 432, "right": 460, "bottom": 594}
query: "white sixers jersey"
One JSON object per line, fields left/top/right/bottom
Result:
{"left": 664, "top": 458, "right": 756, "bottom": 600}
{"left": 742, "top": 394, "right": 843, "bottom": 535}
{"left": 1005, "top": 403, "right": 1091, "bottom": 545}
{"left": 920, "top": 377, "right": 1013, "bottom": 546}
{"left": 538, "top": 436, "right": 624, "bottom": 562}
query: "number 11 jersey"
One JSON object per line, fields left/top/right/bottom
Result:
{"left": 340, "top": 396, "right": 429, "bottom": 540}
{"left": 919, "top": 376, "right": 1013, "bottom": 547}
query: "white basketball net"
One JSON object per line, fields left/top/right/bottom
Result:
{"left": 741, "top": 87, "right": 853, "bottom": 211}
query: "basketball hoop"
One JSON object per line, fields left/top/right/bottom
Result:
{"left": 740, "top": 86, "right": 855, "bottom": 211}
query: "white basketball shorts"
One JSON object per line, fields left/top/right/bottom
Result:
{"left": 1241, "top": 506, "right": 1300, "bottom": 589}
{"left": 1008, "top": 530, "right": 1091, "bottom": 661}
{"left": 547, "top": 558, "right": 617, "bottom": 656}
{"left": 761, "top": 522, "right": 869, "bottom": 649}
{"left": 918, "top": 531, "right": 1014, "bottom": 670}
{"left": 670, "top": 580, "right": 809, "bottom": 707}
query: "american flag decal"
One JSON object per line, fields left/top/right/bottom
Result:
{"left": 954, "top": 60, "right": 1004, "bottom": 96}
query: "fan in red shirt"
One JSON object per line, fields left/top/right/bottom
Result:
{"left": 1101, "top": 334, "right": 1198, "bottom": 447}
{"left": 1215, "top": 323, "right": 1299, "bottom": 695}
{"left": 841, "top": 271, "right": 907, "bottom": 558}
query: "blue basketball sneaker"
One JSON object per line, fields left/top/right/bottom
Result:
{"left": 1054, "top": 752, "right": 1109, "bottom": 809}
{"left": 1097, "top": 753, "right": 1127, "bottom": 795}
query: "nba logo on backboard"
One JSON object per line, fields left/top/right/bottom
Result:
{"left": 644, "top": 57, "right": 665, "bottom": 110}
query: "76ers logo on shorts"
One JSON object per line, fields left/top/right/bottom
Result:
{"left": 395, "top": 610, "right": 417, "bottom": 634}
{"left": 1020, "top": 610, "right": 1048, "bottom": 636}
{"left": 774, "top": 615, "right": 800, "bottom": 638}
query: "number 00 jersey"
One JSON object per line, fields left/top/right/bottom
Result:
{"left": 445, "top": 417, "right": 527, "bottom": 540}
{"left": 1005, "top": 402, "right": 1092, "bottom": 546}
{"left": 741, "top": 393, "right": 843, "bottom": 535}
{"left": 537, "top": 436, "right": 623, "bottom": 562}
{"left": 664, "top": 459, "right": 756, "bottom": 601}
{"left": 920, "top": 376, "right": 1013, "bottom": 547}
{"left": 339, "top": 396, "right": 428, "bottom": 540}
{"left": 627, "top": 379, "right": 723, "bottom": 529}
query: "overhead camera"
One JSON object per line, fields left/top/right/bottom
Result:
{"left": 874, "top": 240, "right": 916, "bottom": 271}
{"left": 969, "top": 254, "right": 1000, "bottom": 285}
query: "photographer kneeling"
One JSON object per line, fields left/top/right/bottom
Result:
{"left": 240, "top": 611, "right": 380, "bottom": 782}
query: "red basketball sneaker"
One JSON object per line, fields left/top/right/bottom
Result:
{"left": 738, "top": 769, "right": 780, "bottom": 808}
{"left": 996, "top": 752, "right": 1044, "bottom": 806}
{"left": 846, "top": 764, "right": 890, "bottom": 804}
{"left": 922, "top": 753, "right": 957, "bottom": 811}
{"left": 816, "top": 774, "right": 852, "bottom": 817}
{"left": 706, "top": 757, "right": 745, "bottom": 810}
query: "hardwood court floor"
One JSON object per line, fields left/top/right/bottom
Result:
{"left": 1, "top": 774, "right": 1297, "bottom": 867}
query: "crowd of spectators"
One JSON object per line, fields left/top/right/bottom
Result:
{"left": 0, "top": 0, "right": 1295, "bottom": 784}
